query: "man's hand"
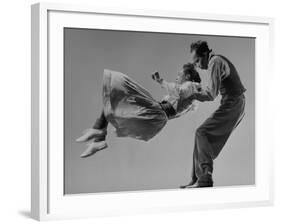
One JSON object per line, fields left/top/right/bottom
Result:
{"left": 151, "top": 72, "right": 163, "bottom": 83}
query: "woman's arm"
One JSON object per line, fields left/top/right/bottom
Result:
{"left": 152, "top": 72, "right": 180, "bottom": 98}
{"left": 151, "top": 72, "right": 202, "bottom": 99}
{"left": 178, "top": 81, "right": 202, "bottom": 99}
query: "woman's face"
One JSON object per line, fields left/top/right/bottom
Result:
{"left": 176, "top": 69, "right": 190, "bottom": 84}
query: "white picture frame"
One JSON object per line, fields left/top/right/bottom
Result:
{"left": 31, "top": 2, "right": 274, "bottom": 221}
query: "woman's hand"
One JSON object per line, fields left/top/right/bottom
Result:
{"left": 195, "top": 83, "right": 202, "bottom": 92}
{"left": 151, "top": 71, "right": 163, "bottom": 83}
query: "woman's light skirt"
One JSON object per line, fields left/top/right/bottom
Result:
{"left": 102, "top": 69, "right": 168, "bottom": 141}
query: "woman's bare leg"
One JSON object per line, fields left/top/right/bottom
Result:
{"left": 76, "top": 110, "right": 108, "bottom": 142}
{"left": 77, "top": 110, "right": 109, "bottom": 158}
{"left": 92, "top": 110, "right": 108, "bottom": 142}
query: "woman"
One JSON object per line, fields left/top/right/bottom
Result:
{"left": 76, "top": 63, "right": 202, "bottom": 158}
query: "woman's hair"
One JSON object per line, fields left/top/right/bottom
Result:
{"left": 183, "top": 63, "right": 201, "bottom": 83}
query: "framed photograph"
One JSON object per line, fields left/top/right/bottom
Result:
{"left": 31, "top": 2, "right": 274, "bottom": 221}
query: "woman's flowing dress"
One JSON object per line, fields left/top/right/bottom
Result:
{"left": 102, "top": 69, "right": 168, "bottom": 141}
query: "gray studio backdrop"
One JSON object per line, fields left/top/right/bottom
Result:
{"left": 64, "top": 28, "right": 255, "bottom": 194}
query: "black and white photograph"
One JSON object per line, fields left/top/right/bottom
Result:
{"left": 1, "top": 0, "right": 277, "bottom": 223}
{"left": 64, "top": 28, "right": 255, "bottom": 194}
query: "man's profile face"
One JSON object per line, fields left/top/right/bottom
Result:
{"left": 190, "top": 50, "right": 209, "bottom": 70}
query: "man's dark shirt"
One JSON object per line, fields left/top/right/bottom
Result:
{"left": 194, "top": 53, "right": 246, "bottom": 102}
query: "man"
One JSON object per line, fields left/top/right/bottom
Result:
{"left": 180, "top": 40, "right": 246, "bottom": 188}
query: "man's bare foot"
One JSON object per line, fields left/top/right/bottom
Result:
{"left": 76, "top": 128, "right": 107, "bottom": 142}
{"left": 80, "top": 141, "right": 108, "bottom": 158}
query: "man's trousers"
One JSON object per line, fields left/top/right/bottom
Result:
{"left": 190, "top": 94, "right": 246, "bottom": 184}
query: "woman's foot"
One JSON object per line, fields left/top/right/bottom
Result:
{"left": 80, "top": 141, "right": 108, "bottom": 158}
{"left": 76, "top": 128, "right": 107, "bottom": 142}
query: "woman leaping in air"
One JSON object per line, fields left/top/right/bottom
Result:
{"left": 76, "top": 63, "right": 202, "bottom": 158}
